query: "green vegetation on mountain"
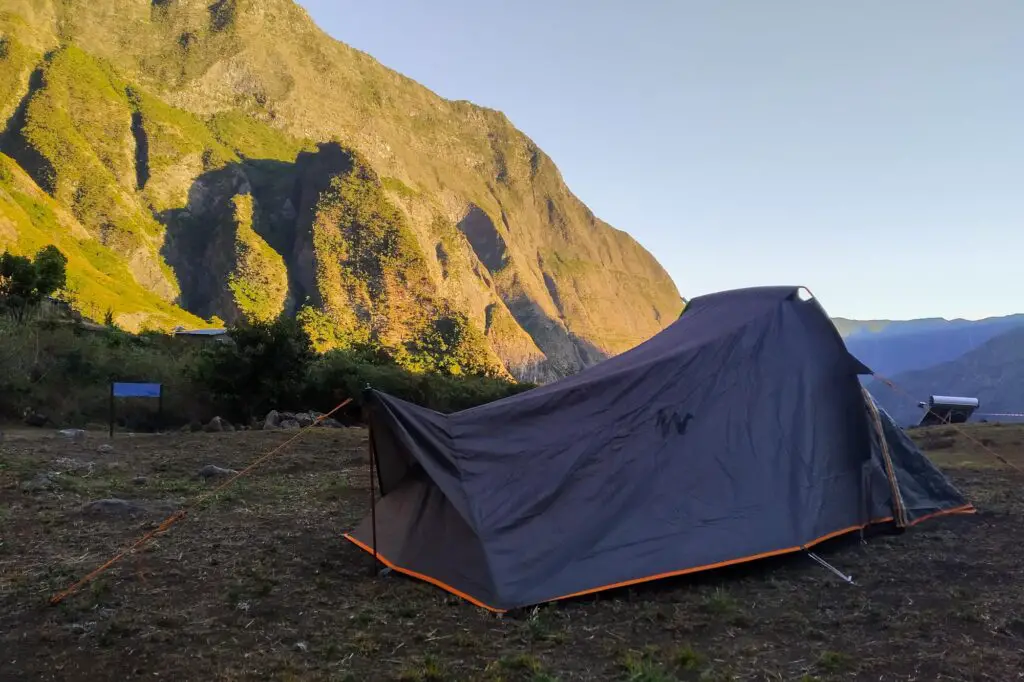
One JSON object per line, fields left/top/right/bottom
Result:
{"left": 0, "top": 0, "right": 683, "bottom": 382}
{"left": 0, "top": 154, "right": 204, "bottom": 328}
{"left": 226, "top": 193, "right": 288, "bottom": 323}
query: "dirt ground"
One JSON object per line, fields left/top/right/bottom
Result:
{"left": 1, "top": 423, "right": 1022, "bottom": 681}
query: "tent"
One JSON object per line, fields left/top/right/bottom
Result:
{"left": 344, "top": 286, "right": 974, "bottom": 612}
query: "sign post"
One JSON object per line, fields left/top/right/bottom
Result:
{"left": 109, "top": 382, "right": 164, "bottom": 438}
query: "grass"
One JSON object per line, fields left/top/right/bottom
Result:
{"left": 206, "top": 111, "right": 313, "bottom": 162}
{"left": 0, "top": 425, "right": 1021, "bottom": 680}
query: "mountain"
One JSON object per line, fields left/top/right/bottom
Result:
{"left": 866, "top": 327, "right": 1024, "bottom": 426}
{"left": 0, "top": 0, "right": 683, "bottom": 382}
{"left": 836, "top": 314, "right": 1024, "bottom": 378}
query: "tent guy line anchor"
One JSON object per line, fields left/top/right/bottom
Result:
{"left": 807, "top": 551, "right": 856, "bottom": 585}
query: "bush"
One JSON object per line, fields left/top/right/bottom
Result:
{"left": 0, "top": 245, "right": 68, "bottom": 321}
{"left": 305, "top": 347, "right": 534, "bottom": 414}
{"left": 0, "top": 319, "right": 206, "bottom": 429}
{"left": 0, "top": 315, "right": 536, "bottom": 429}
{"left": 191, "top": 316, "right": 314, "bottom": 422}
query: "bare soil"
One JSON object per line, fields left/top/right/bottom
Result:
{"left": 1, "top": 424, "right": 1022, "bottom": 681}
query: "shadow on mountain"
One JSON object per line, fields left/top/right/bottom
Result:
{"left": 156, "top": 142, "right": 608, "bottom": 381}
{"left": 159, "top": 155, "right": 313, "bottom": 322}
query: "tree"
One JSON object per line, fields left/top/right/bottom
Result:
{"left": 406, "top": 307, "right": 501, "bottom": 377}
{"left": 0, "top": 245, "right": 68, "bottom": 322}
{"left": 191, "top": 316, "right": 315, "bottom": 421}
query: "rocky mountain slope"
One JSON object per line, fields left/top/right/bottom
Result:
{"left": 0, "top": 0, "right": 683, "bottom": 382}
{"left": 866, "top": 327, "right": 1024, "bottom": 426}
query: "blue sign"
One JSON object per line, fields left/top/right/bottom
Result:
{"left": 112, "top": 382, "right": 162, "bottom": 398}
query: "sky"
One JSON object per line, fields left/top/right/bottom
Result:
{"left": 297, "top": 0, "right": 1023, "bottom": 321}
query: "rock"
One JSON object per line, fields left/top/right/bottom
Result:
{"left": 279, "top": 412, "right": 296, "bottom": 421}
{"left": 264, "top": 410, "right": 281, "bottom": 430}
{"left": 189, "top": 420, "right": 203, "bottom": 432}
{"left": 222, "top": 421, "right": 236, "bottom": 432}
{"left": 22, "top": 473, "right": 58, "bottom": 493}
{"left": 197, "top": 464, "right": 238, "bottom": 479}
{"left": 59, "top": 428, "right": 86, "bottom": 441}
{"left": 82, "top": 499, "right": 146, "bottom": 517}
{"left": 22, "top": 409, "right": 48, "bottom": 428}
{"left": 280, "top": 419, "right": 300, "bottom": 430}
{"left": 204, "top": 416, "right": 226, "bottom": 433}
{"left": 295, "top": 412, "right": 314, "bottom": 428}
{"left": 132, "top": 476, "right": 147, "bottom": 485}
{"left": 52, "top": 457, "right": 94, "bottom": 474}
{"left": 97, "top": 444, "right": 114, "bottom": 454}
{"left": 320, "top": 418, "right": 343, "bottom": 429}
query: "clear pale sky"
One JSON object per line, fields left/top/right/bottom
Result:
{"left": 297, "top": 1, "right": 1022, "bottom": 321}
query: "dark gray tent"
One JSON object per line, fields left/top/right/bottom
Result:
{"left": 344, "top": 286, "right": 974, "bottom": 612}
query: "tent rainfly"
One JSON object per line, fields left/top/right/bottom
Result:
{"left": 344, "top": 286, "right": 974, "bottom": 612}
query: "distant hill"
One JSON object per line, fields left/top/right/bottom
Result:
{"left": 866, "top": 327, "right": 1024, "bottom": 426}
{"left": 837, "top": 314, "right": 1024, "bottom": 378}
{"left": 832, "top": 318, "right": 898, "bottom": 337}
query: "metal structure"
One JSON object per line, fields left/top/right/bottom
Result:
{"left": 917, "top": 395, "right": 980, "bottom": 427}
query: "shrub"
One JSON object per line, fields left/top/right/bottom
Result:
{"left": 191, "top": 316, "right": 314, "bottom": 422}
{"left": 305, "top": 347, "right": 534, "bottom": 414}
{"left": 0, "top": 315, "right": 536, "bottom": 428}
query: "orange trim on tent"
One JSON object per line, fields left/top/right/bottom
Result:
{"left": 907, "top": 503, "right": 975, "bottom": 527}
{"left": 342, "top": 504, "right": 974, "bottom": 613}
{"left": 342, "top": 534, "right": 503, "bottom": 613}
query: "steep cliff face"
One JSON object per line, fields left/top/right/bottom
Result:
{"left": 0, "top": 0, "right": 684, "bottom": 381}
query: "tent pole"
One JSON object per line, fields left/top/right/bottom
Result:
{"left": 369, "top": 428, "right": 379, "bottom": 576}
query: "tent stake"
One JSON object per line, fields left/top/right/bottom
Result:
{"left": 807, "top": 551, "right": 856, "bottom": 585}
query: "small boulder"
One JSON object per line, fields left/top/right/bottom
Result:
{"left": 280, "top": 419, "right": 300, "bottom": 430}
{"left": 97, "top": 444, "right": 114, "bottom": 454}
{"left": 22, "top": 473, "right": 58, "bottom": 493}
{"left": 59, "top": 428, "right": 86, "bottom": 441}
{"left": 264, "top": 410, "right": 281, "bottom": 430}
{"left": 132, "top": 476, "right": 147, "bottom": 485}
{"left": 82, "top": 499, "right": 145, "bottom": 517}
{"left": 295, "top": 412, "right": 314, "bottom": 428}
{"left": 320, "top": 418, "right": 343, "bottom": 429}
{"left": 197, "top": 464, "right": 238, "bottom": 479}
{"left": 204, "top": 416, "right": 226, "bottom": 433}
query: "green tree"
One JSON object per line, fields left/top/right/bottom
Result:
{"left": 0, "top": 245, "right": 68, "bottom": 322}
{"left": 191, "top": 316, "right": 314, "bottom": 421}
{"left": 406, "top": 308, "right": 501, "bottom": 377}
